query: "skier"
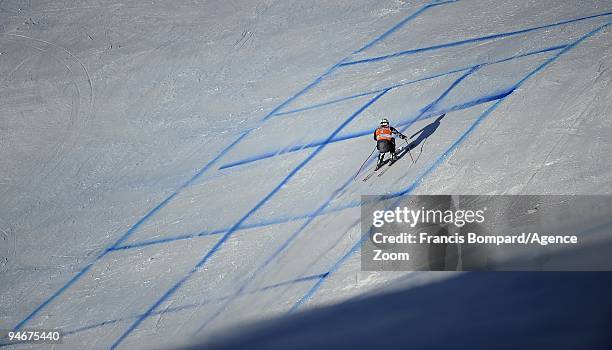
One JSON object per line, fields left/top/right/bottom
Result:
{"left": 374, "top": 118, "right": 407, "bottom": 170}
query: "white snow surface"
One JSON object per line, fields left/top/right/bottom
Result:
{"left": 1, "top": 0, "right": 611, "bottom": 348}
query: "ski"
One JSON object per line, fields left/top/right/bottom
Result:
{"left": 362, "top": 143, "right": 410, "bottom": 182}
{"left": 362, "top": 171, "right": 376, "bottom": 182}
{"left": 376, "top": 159, "right": 396, "bottom": 177}
{"left": 362, "top": 161, "right": 387, "bottom": 182}
{"left": 376, "top": 146, "right": 410, "bottom": 178}
{"left": 362, "top": 164, "right": 382, "bottom": 182}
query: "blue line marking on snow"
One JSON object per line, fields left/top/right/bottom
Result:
{"left": 340, "top": 11, "right": 612, "bottom": 66}
{"left": 110, "top": 90, "right": 390, "bottom": 349}
{"left": 11, "top": 130, "right": 250, "bottom": 331}
{"left": 109, "top": 201, "right": 360, "bottom": 251}
{"left": 270, "top": 90, "right": 382, "bottom": 118}
{"left": 219, "top": 44, "right": 564, "bottom": 170}
{"left": 108, "top": 228, "right": 228, "bottom": 251}
{"left": 102, "top": 18, "right": 454, "bottom": 347}
{"left": 353, "top": 0, "right": 459, "bottom": 54}
{"left": 279, "top": 68, "right": 481, "bottom": 313}
{"left": 223, "top": 72, "right": 485, "bottom": 171}
{"left": 271, "top": 44, "right": 565, "bottom": 119}
{"left": 113, "top": 18, "right": 608, "bottom": 340}
{"left": 269, "top": 0, "right": 457, "bottom": 115}
{"left": 193, "top": 65, "right": 480, "bottom": 333}
{"left": 116, "top": 83, "right": 520, "bottom": 254}
{"left": 61, "top": 273, "right": 326, "bottom": 337}
{"left": 114, "top": 55, "right": 538, "bottom": 254}
{"left": 113, "top": 92, "right": 504, "bottom": 253}
{"left": 260, "top": 273, "right": 329, "bottom": 291}
{"left": 290, "top": 234, "right": 363, "bottom": 312}
{"left": 13, "top": 0, "right": 442, "bottom": 333}
{"left": 11, "top": 262, "right": 97, "bottom": 332}
{"left": 291, "top": 21, "right": 612, "bottom": 310}
{"left": 13, "top": 0, "right": 589, "bottom": 344}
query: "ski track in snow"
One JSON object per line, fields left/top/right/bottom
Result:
{"left": 4, "top": 0, "right": 612, "bottom": 348}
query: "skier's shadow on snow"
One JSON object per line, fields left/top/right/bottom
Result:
{"left": 399, "top": 113, "right": 446, "bottom": 163}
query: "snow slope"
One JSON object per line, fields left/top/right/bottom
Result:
{"left": 1, "top": 0, "right": 611, "bottom": 349}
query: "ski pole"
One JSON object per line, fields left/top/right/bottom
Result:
{"left": 405, "top": 139, "right": 415, "bottom": 163}
{"left": 353, "top": 146, "right": 377, "bottom": 180}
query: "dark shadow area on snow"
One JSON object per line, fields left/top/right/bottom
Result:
{"left": 187, "top": 241, "right": 612, "bottom": 350}
{"left": 408, "top": 113, "right": 446, "bottom": 152}
{"left": 392, "top": 113, "right": 446, "bottom": 166}
{"left": 407, "top": 113, "right": 446, "bottom": 164}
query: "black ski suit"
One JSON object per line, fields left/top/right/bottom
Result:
{"left": 374, "top": 126, "right": 406, "bottom": 167}
{"left": 373, "top": 126, "right": 405, "bottom": 154}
